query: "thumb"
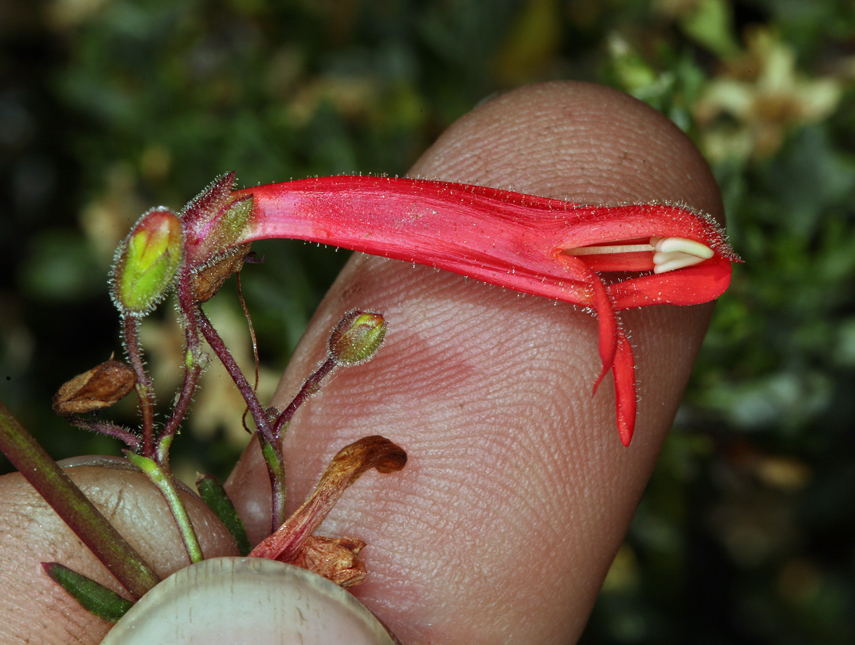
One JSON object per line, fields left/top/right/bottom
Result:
{"left": 0, "top": 458, "right": 240, "bottom": 644}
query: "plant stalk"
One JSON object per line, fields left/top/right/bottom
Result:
{"left": 196, "top": 308, "right": 273, "bottom": 441}
{"left": 272, "top": 358, "right": 337, "bottom": 436}
{"left": 260, "top": 435, "right": 288, "bottom": 530}
{"left": 125, "top": 448, "right": 204, "bottom": 564}
{"left": 196, "top": 308, "right": 289, "bottom": 530}
{"left": 122, "top": 316, "right": 156, "bottom": 457}
{"left": 0, "top": 399, "right": 159, "bottom": 599}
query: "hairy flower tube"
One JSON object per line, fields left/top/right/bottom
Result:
{"left": 218, "top": 175, "right": 741, "bottom": 446}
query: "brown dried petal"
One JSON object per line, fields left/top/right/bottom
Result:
{"left": 288, "top": 536, "right": 367, "bottom": 588}
{"left": 53, "top": 361, "right": 137, "bottom": 416}
{"left": 249, "top": 435, "right": 406, "bottom": 563}
{"left": 191, "top": 243, "right": 252, "bottom": 302}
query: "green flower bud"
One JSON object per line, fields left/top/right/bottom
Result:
{"left": 111, "top": 208, "right": 183, "bottom": 316}
{"left": 327, "top": 311, "right": 387, "bottom": 366}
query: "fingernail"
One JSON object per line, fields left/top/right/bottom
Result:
{"left": 100, "top": 557, "right": 397, "bottom": 645}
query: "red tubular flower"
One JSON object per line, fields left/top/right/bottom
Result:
{"left": 229, "top": 176, "right": 741, "bottom": 446}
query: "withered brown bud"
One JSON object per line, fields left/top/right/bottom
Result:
{"left": 249, "top": 436, "right": 407, "bottom": 564}
{"left": 53, "top": 360, "right": 137, "bottom": 416}
{"left": 191, "top": 243, "right": 252, "bottom": 302}
{"left": 288, "top": 536, "right": 367, "bottom": 588}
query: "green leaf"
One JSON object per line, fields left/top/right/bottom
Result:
{"left": 42, "top": 562, "right": 134, "bottom": 623}
{"left": 196, "top": 474, "right": 252, "bottom": 556}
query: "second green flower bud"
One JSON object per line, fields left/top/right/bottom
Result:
{"left": 327, "top": 311, "right": 386, "bottom": 366}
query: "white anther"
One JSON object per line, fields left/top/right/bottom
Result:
{"left": 652, "top": 237, "right": 714, "bottom": 274}
{"left": 653, "top": 237, "right": 714, "bottom": 259}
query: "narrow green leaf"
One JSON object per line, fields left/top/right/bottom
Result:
{"left": 197, "top": 474, "right": 252, "bottom": 556}
{"left": 43, "top": 562, "right": 135, "bottom": 623}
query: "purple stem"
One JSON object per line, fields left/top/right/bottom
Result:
{"left": 158, "top": 274, "right": 205, "bottom": 451}
{"left": 195, "top": 307, "right": 288, "bottom": 527}
{"left": 195, "top": 309, "right": 274, "bottom": 444}
{"left": 122, "top": 316, "right": 156, "bottom": 457}
{"left": 272, "top": 358, "right": 337, "bottom": 436}
{"left": 68, "top": 418, "right": 140, "bottom": 451}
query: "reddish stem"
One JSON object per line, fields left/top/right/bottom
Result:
{"left": 195, "top": 308, "right": 273, "bottom": 443}
{"left": 272, "top": 358, "right": 337, "bottom": 436}
{"left": 195, "top": 307, "right": 289, "bottom": 527}
{"left": 67, "top": 418, "right": 140, "bottom": 451}
{"left": 158, "top": 268, "right": 206, "bottom": 449}
{"left": 122, "top": 316, "right": 156, "bottom": 457}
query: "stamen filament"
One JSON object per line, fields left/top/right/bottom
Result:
{"left": 567, "top": 243, "right": 655, "bottom": 256}
{"left": 565, "top": 236, "right": 716, "bottom": 275}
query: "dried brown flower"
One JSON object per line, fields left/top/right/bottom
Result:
{"left": 288, "top": 536, "right": 368, "bottom": 588}
{"left": 191, "top": 243, "right": 253, "bottom": 303}
{"left": 249, "top": 435, "right": 406, "bottom": 585}
{"left": 53, "top": 360, "right": 137, "bottom": 416}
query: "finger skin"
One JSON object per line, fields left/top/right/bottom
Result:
{"left": 225, "top": 81, "right": 724, "bottom": 644}
{"left": 0, "top": 461, "right": 239, "bottom": 644}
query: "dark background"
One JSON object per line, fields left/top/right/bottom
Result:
{"left": 2, "top": 0, "right": 854, "bottom": 642}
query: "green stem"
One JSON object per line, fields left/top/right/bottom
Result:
{"left": 125, "top": 448, "right": 203, "bottom": 563}
{"left": 0, "top": 399, "right": 159, "bottom": 599}
{"left": 260, "top": 435, "right": 288, "bottom": 531}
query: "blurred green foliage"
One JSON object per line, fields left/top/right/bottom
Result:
{"left": 1, "top": 0, "right": 854, "bottom": 642}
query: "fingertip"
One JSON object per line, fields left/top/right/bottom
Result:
{"left": 0, "top": 463, "right": 241, "bottom": 644}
